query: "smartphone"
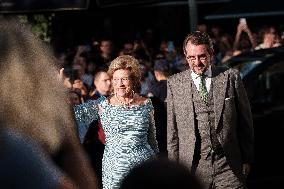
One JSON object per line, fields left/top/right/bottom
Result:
{"left": 239, "top": 18, "right": 247, "bottom": 25}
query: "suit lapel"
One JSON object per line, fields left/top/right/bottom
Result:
{"left": 212, "top": 66, "right": 228, "bottom": 129}
{"left": 183, "top": 70, "right": 193, "bottom": 98}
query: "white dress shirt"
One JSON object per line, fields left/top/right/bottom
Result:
{"left": 191, "top": 66, "right": 212, "bottom": 93}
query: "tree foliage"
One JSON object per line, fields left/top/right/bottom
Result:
{"left": 18, "top": 14, "right": 54, "bottom": 42}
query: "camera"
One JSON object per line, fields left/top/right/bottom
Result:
{"left": 63, "top": 67, "right": 80, "bottom": 83}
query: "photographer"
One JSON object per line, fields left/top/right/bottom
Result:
{"left": 63, "top": 66, "right": 88, "bottom": 103}
{"left": 233, "top": 18, "right": 257, "bottom": 53}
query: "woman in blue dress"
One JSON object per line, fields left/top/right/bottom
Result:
{"left": 74, "top": 55, "right": 159, "bottom": 189}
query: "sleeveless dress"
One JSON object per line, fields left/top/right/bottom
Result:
{"left": 74, "top": 96, "right": 159, "bottom": 189}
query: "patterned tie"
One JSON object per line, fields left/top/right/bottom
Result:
{"left": 199, "top": 74, "right": 208, "bottom": 103}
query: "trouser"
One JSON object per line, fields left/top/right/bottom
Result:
{"left": 194, "top": 150, "right": 246, "bottom": 189}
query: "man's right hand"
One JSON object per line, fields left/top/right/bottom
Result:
{"left": 72, "top": 79, "right": 87, "bottom": 96}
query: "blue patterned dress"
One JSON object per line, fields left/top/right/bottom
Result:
{"left": 74, "top": 96, "right": 159, "bottom": 189}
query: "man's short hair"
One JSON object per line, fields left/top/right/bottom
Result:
{"left": 183, "top": 31, "right": 214, "bottom": 55}
{"left": 94, "top": 67, "right": 108, "bottom": 81}
{"left": 153, "top": 59, "right": 169, "bottom": 73}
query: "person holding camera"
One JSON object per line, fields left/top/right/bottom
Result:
{"left": 233, "top": 18, "right": 257, "bottom": 54}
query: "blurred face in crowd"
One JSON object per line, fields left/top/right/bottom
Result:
{"left": 112, "top": 69, "right": 133, "bottom": 98}
{"left": 264, "top": 27, "right": 277, "bottom": 43}
{"left": 185, "top": 42, "right": 212, "bottom": 75}
{"left": 124, "top": 43, "right": 134, "bottom": 52}
{"left": 197, "top": 24, "right": 207, "bottom": 33}
{"left": 94, "top": 71, "right": 111, "bottom": 96}
{"left": 211, "top": 26, "right": 221, "bottom": 37}
{"left": 100, "top": 40, "right": 113, "bottom": 55}
{"left": 72, "top": 63, "right": 84, "bottom": 77}
{"left": 160, "top": 41, "right": 167, "bottom": 52}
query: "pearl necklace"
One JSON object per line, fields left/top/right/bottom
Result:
{"left": 115, "top": 91, "right": 135, "bottom": 107}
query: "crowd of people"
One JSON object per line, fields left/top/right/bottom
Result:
{"left": 1, "top": 16, "right": 283, "bottom": 189}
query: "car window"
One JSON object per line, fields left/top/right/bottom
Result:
{"left": 232, "top": 60, "right": 262, "bottom": 79}
{"left": 249, "top": 61, "right": 284, "bottom": 106}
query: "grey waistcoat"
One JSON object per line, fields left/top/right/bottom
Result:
{"left": 191, "top": 81, "right": 221, "bottom": 157}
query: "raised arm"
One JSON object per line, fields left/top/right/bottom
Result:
{"left": 74, "top": 97, "right": 105, "bottom": 125}
{"left": 233, "top": 22, "right": 256, "bottom": 51}
{"left": 233, "top": 23, "right": 243, "bottom": 51}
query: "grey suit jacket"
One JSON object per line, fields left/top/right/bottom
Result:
{"left": 167, "top": 66, "right": 254, "bottom": 177}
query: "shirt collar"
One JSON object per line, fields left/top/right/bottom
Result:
{"left": 191, "top": 65, "right": 212, "bottom": 80}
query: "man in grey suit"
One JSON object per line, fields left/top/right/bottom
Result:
{"left": 167, "top": 31, "right": 254, "bottom": 189}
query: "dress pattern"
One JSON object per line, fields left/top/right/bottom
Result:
{"left": 74, "top": 96, "right": 159, "bottom": 189}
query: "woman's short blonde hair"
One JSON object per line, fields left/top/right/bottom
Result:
{"left": 108, "top": 55, "right": 141, "bottom": 93}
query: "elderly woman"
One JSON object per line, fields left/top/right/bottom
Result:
{"left": 74, "top": 55, "right": 159, "bottom": 189}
